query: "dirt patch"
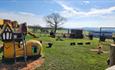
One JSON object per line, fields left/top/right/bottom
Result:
{"left": 90, "top": 49, "right": 109, "bottom": 53}
{"left": 0, "top": 57, "right": 44, "bottom": 70}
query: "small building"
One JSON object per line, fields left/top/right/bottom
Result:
{"left": 69, "top": 29, "right": 83, "bottom": 39}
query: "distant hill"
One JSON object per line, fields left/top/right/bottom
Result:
{"left": 83, "top": 27, "right": 115, "bottom": 33}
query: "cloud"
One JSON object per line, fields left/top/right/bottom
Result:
{"left": 57, "top": 1, "right": 78, "bottom": 13}
{"left": 19, "top": 12, "right": 36, "bottom": 16}
{"left": 0, "top": 11, "right": 46, "bottom": 27}
{"left": 87, "top": 7, "right": 115, "bottom": 16}
{"left": 55, "top": 1, "right": 79, "bottom": 17}
{"left": 54, "top": 0, "right": 115, "bottom": 28}
{"left": 82, "top": 1, "right": 90, "bottom": 4}
{"left": 55, "top": 0, "right": 115, "bottom": 18}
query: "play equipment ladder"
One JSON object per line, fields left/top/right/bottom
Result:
{"left": 13, "top": 33, "right": 27, "bottom": 63}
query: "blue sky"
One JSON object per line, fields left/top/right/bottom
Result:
{"left": 0, "top": 0, "right": 115, "bottom": 28}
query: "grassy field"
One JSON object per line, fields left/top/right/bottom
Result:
{"left": 0, "top": 33, "right": 111, "bottom": 70}
{"left": 33, "top": 34, "right": 110, "bottom": 70}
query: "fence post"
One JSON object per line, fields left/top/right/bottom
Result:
{"left": 110, "top": 44, "right": 115, "bottom": 66}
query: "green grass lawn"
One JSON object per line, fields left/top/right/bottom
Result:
{"left": 0, "top": 33, "right": 110, "bottom": 70}
{"left": 34, "top": 34, "right": 110, "bottom": 70}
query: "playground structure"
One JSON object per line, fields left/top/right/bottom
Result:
{"left": 0, "top": 19, "right": 43, "bottom": 63}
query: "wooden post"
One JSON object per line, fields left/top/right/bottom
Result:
{"left": 109, "top": 44, "right": 115, "bottom": 66}
{"left": 68, "top": 29, "right": 69, "bottom": 34}
{"left": 99, "top": 27, "right": 102, "bottom": 42}
{"left": 13, "top": 40, "right": 16, "bottom": 63}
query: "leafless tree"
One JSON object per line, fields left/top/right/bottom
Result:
{"left": 45, "top": 13, "right": 66, "bottom": 35}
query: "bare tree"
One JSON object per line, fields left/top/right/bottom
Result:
{"left": 45, "top": 13, "right": 66, "bottom": 35}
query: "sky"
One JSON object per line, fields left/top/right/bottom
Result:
{"left": 0, "top": 0, "right": 115, "bottom": 28}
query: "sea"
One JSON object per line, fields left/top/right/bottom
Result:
{"left": 83, "top": 27, "right": 115, "bottom": 38}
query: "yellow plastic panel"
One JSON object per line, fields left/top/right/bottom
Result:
{"left": 0, "top": 19, "right": 4, "bottom": 26}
